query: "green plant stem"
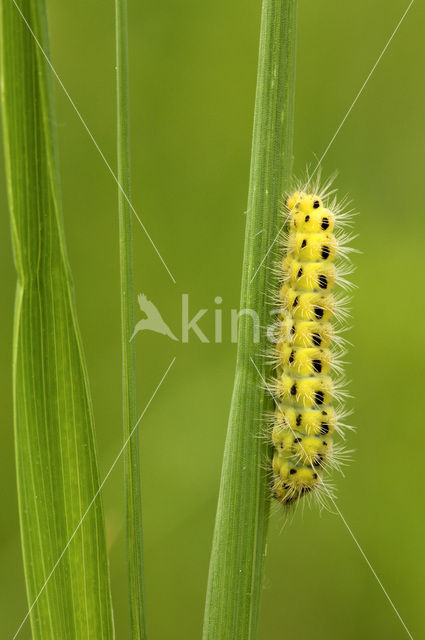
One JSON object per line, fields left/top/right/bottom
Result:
{"left": 1, "top": 0, "right": 114, "bottom": 637}
{"left": 202, "top": 2, "right": 297, "bottom": 639}
{"left": 115, "top": 0, "right": 147, "bottom": 637}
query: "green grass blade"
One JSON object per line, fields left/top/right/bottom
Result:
{"left": 202, "top": 1, "right": 297, "bottom": 638}
{"left": 0, "top": 1, "right": 115, "bottom": 637}
{"left": 115, "top": 0, "right": 148, "bottom": 637}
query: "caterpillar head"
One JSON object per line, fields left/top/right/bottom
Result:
{"left": 286, "top": 191, "right": 323, "bottom": 213}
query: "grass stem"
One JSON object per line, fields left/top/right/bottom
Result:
{"left": 202, "top": 2, "right": 297, "bottom": 638}
{"left": 115, "top": 0, "right": 148, "bottom": 637}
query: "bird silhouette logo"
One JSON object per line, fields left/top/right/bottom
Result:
{"left": 130, "top": 294, "right": 179, "bottom": 341}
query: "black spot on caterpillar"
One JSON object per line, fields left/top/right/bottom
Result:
{"left": 321, "top": 245, "right": 330, "bottom": 260}
{"left": 312, "top": 359, "right": 322, "bottom": 373}
{"left": 318, "top": 274, "right": 328, "bottom": 289}
{"left": 315, "top": 390, "right": 324, "bottom": 406}
{"left": 320, "top": 422, "right": 329, "bottom": 435}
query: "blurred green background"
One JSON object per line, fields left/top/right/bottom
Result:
{"left": 1, "top": 0, "right": 424, "bottom": 637}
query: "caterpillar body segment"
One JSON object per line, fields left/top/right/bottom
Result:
{"left": 279, "top": 316, "right": 334, "bottom": 349}
{"left": 270, "top": 187, "right": 354, "bottom": 506}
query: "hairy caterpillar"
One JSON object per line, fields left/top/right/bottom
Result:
{"left": 269, "top": 181, "right": 355, "bottom": 506}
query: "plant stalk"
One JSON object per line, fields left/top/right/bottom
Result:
{"left": 203, "top": 1, "right": 297, "bottom": 638}
{"left": 115, "top": 0, "right": 148, "bottom": 637}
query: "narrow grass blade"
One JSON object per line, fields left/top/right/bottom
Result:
{"left": 0, "top": 0, "right": 115, "bottom": 637}
{"left": 115, "top": 0, "right": 148, "bottom": 637}
{"left": 203, "top": 1, "right": 297, "bottom": 638}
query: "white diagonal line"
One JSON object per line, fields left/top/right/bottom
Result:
{"left": 12, "top": 0, "right": 176, "bottom": 285}
{"left": 250, "top": 0, "right": 415, "bottom": 284}
{"left": 12, "top": 357, "right": 176, "bottom": 640}
{"left": 326, "top": 494, "right": 414, "bottom": 640}
{"left": 250, "top": 356, "right": 414, "bottom": 640}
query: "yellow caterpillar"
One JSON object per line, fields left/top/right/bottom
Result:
{"left": 270, "top": 185, "right": 355, "bottom": 506}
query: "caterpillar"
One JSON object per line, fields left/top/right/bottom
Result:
{"left": 269, "top": 181, "right": 355, "bottom": 507}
